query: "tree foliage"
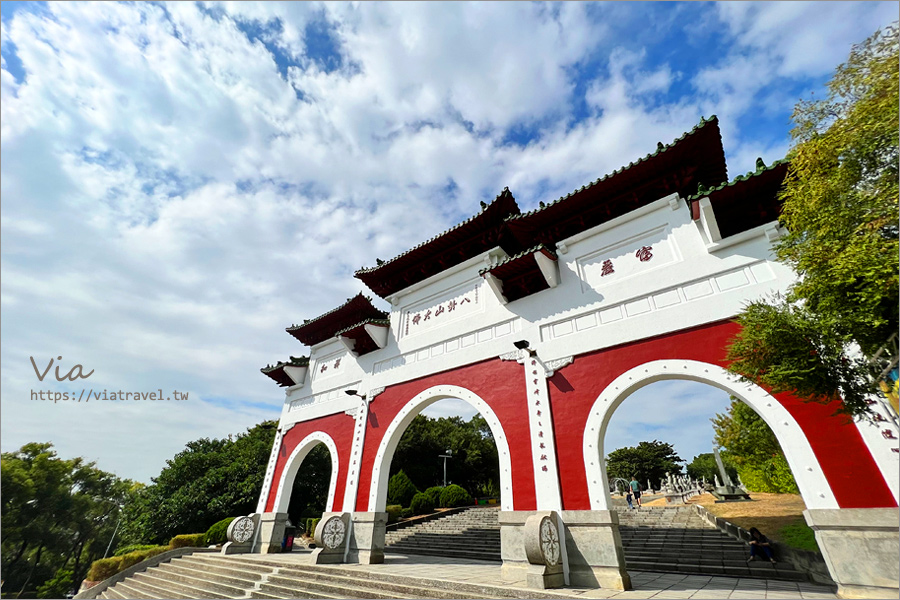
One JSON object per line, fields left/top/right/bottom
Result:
{"left": 119, "top": 421, "right": 277, "bottom": 545}
{"left": 1, "top": 443, "right": 131, "bottom": 597}
{"left": 686, "top": 452, "right": 737, "bottom": 483}
{"left": 605, "top": 440, "right": 682, "bottom": 488}
{"left": 712, "top": 398, "right": 799, "bottom": 494}
{"left": 391, "top": 414, "right": 499, "bottom": 496}
{"left": 727, "top": 25, "right": 899, "bottom": 416}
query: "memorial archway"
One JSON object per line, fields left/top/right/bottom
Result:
{"left": 271, "top": 431, "right": 340, "bottom": 514}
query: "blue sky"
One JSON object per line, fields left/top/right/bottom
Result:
{"left": 1, "top": 1, "right": 896, "bottom": 483}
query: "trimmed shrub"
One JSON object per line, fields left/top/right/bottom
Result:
{"left": 386, "top": 504, "right": 403, "bottom": 524}
{"left": 118, "top": 547, "right": 167, "bottom": 569}
{"left": 306, "top": 517, "right": 321, "bottom": 538}
{"left": 169, "top": 533, "right": 206, "bottom": 549}
{"left": 204, "top": 517, "right": 236, "bottom": 546}
{"left": 87, "top": 557, "right": 122, "bottom": 582}
{"left": 410, "top": 492, "right": 435, "bottom": 516}
{"left": 423, "top": 486, "right": 444, "bottom": 508}
{"left": 87, "top": 546, "right": 168, "bottom": 582}
{"left": 387, "top": 470, "right": 419, "bottom": 507}
{"left": 439, "top": 484, "right": 473, "bottom": 508}
{"left": 113, "top": 544, "right": 158, "bottom": 557}
{"left": 401, "top": 507, "right": 414, "bottom": 519}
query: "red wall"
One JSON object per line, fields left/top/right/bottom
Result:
{"left": 548, "top": 320, "right": 896, "bottom": 510}
{"left": 268, "top": 320, "right": 895, "bottom": 514}
{"left": 265, "top": 412, "right": 356, "bottom": 512}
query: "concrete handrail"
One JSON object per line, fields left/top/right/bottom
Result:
{"left": 688, "top": 503, "right": 834, "bottom": 586}
{"left": 74, "top": 546, "right": 217, "bottom": 599}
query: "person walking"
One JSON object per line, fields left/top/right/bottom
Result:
{"left": 625, "top": 488, "right": 634, "bottom": 509}
{"left": 747, "top": 527, "right": 777, "bottom": 564}
{"left": 629, "top": 476, "right": 642, "bottom": 508}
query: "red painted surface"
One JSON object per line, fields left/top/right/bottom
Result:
{"left": 265, "top": 412, "right": 356, "bottom": 512}
{"left": 354, "top": 358, "right": 538, "bottom": 510}
{"left": 548, "top": 320, "right": 897, "bottom": 510}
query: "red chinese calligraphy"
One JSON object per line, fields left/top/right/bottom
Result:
{"left": 635, "top": 245, "right": 653, "bottom": 262}
{"left": 461, "top": 297, "right": 471, "bottom": 304}
{"left": 538, "top": 431, "right": 544, "bottom": 438}
{"left": 601, "top": 259, "right": 614, "bottom": 276}
{"left": 542, "top": 465, "right": 548, "bottom": 472}
{"left": 539, "top": 442, "right": 545, "bottom": 449}
{"left": 334, "top": 358, "right": 341, "bottom": 369}
{"left": 412, "top": 314, "right": 422, "bottom": 325}
{"left": 423, "top": 309, "right": 432, "bottom": 321}
{"left": 540, "top": 454, "right": 547, "bottom": 461}
{"left": 874, "top": 413, "right": 887, "bottom": 422}
{"left": 435, "top": 306, "right": 445, "bottom": 317}
{"left": 882, "top": 429, "right": 896, "bottom": 439}
{"left": 447, "top": 299, "right": 457, "bottom": 311}
{"left": 536, "top": 410, "right": 542, "bottom": 416}
{"left": 320, "top": 364, "right": 327, "bottom": 373}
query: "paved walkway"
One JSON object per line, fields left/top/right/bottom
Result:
{"left": 240, "top": 550, "right": 838, "bottom": 599}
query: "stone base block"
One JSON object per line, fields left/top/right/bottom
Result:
{"left": 526, "top": 564, "right": 564, "bottom": 589}
{"left": 560, "top": 510, "right": 631, "bottom": 591}
{"left": 310, "top": 512, "right": 350, "bottom": 564}
{"left": 804, "top": 508, "right": 899, "bottom": 599}
{"left": 221, "top": 541, "right": 251, "bottom": 555}
{"left": 499, "top": 510, "right": 631, "bottom": 591}
{"left": 346, "top": 512, "right": 387, "bottom": 564}
{"left": 253, "top": 512, "right": 288, "bottom": 554}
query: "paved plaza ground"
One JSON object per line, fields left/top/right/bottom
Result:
{"left": 239, "top": 550, "right": 838, "bottom": 599}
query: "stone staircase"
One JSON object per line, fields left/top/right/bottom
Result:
{"left": 96, "top": 553, "right": 575, "bottom": 599}
{"left": 385, "top": 505, "right": 810, "bottom": 583}
{"left": 617, "top": 506, "right": 808, "bottom": 581}
{"left": 384, "top": 507, "right": 501, "bottom": 562}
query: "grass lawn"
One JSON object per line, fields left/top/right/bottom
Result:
{"left": 649, "top": 492, "right": 820, "bottom": 552}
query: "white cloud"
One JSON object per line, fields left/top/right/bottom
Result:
{"left": 1, "top": 1, "right": 895, "bottom": 484}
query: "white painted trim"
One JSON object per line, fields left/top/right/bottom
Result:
{"left": 697, "top": 197, "right": 722, "bottom": 243}
{"left": 483, "top": 272, "right": 508, "bottom": 305}
{"left": 272, "top": 431, "right": 340, "bottom": 514}
{"left": 283, "top": 366, "right": 308, "bottom": 386}
{"left": 386, "top": 248, "right": 507, "bottom": 305}
{"left": 367, "top": 384, "right": 514, "bottom": 511}
{"left": 534, "top": 251, "right": 560, "bottom": 288}
{"left": 852, "top": 404, "right": 900, "bottom": 504}
{"left": 556, "top": 192, "right": 682, "bottom": 249}
{"left": 704, "top": 220, "right": 783, "bottom": 253}
{"left": 582, "top": 360, "right": 839, "bottom": 511}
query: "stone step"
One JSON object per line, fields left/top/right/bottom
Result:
{"left": 184, "top": 554, "right": 278, "bottom": 574}
{"left": 385, "top": 546, "right": 502, "bottom": 562}
{"left": 265, "top": 569, "right": 493, "bottom": 599}
{"left": 174, "top": 555, "right": 269, "bottom": 579}
{"left": 110, "top": 576, "right": 197, "bottom": 600}
{"left": 156, "top": 561, "right": 262, "bottom": 588}
{"left": 131, "top": 569, "right": 244, "bottom": 598}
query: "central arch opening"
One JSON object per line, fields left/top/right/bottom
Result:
{"left": 368, "top": 385, "right": 512, "bottom": 563}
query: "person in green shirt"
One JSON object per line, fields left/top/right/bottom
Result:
{"left": 629, "top": 476, "right": 642, "bottom": 507}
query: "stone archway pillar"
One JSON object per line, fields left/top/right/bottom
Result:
{"left": 346, "top": 511, "right": 388, "bottom": 564}
{"left": 804, "top": 508, "right": 899, "bottom": 599}
{"left": 253, "top": 512, "right": 289, "bottom": 554}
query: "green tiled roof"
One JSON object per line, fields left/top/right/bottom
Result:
{"left": 335, "top": 318, "right": 391, "bottom": 337}
{"left": 355, "top": 187, "right": 518, "bottom": 275}
{"left": 286, "top": 293, "right": 382, "bottom": 331}
{"left": 505, "top": 115, "right": 721, "bottom": 223}
{"left": 685, "top": 157, "right": 790, "bottom": 202}
{"left": 478, "top": 244, "right": 556, "bottom": 276}
{"left": 260, "top": 355, "right": 309, "bottom": 374}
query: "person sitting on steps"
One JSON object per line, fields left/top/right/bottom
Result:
{"left": 747, "top": 527, "right": 777, "bottom": 564}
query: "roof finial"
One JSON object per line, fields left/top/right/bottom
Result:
{"left": 376, "top": 258, "right": 384, "bottom": 266}
{"left": 755, "top": 157, "right": 766, "bottom": 171}
{"left": 697, "top": 183, "right": 709, "bottom": 196}
{"left": 480, "top": 200, "right": 488, "bottom": 210}
{"left": 657, "top": 141, "right": 665, "bottom": 151}
{"left": 539, "top": 201, "right": 545, "bottom": 208}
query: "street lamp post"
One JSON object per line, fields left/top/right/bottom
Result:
{"left": 438, "top": 449, "right": 453, "bottom": 487}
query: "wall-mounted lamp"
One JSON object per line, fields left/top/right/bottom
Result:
{"left": 513, "top": 340, "right": 536, "bottom": 356}
{"left": 345, "top": 389, "right": 368, "bottom": 403}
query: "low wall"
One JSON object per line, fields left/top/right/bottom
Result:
{"left": 689, "top": 504, "right": 834, "bottom": 586}
{"left": 74, "top": 547, "right": 217, "bottom": 599}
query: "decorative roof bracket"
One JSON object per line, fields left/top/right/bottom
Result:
{"left": 483, "top": 272, "right": 509, "bottom": 305}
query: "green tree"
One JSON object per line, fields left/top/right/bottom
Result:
{"left": 286, "top": 443, "right": 332, "bottom": 525}
{"left": 712, "top": 398, "right": 799, "bottom": 494}
{"left": 390, "top": 414, "right": 499, "bottom": 497}
{"left": 686, "top": 453, "right": 737, "bottom": 484}
{"left": 727, "top": 24, "right": 899, "bottom": 417}
{"left": 120, "top": 421, "right": 277, "bottom": 544}
{"left": 605, "top": 440, "right": 682, "bottom": 488}
{"left": 387, "top": 470, "right": 419, "bottom": 507}
{"left": 1, "top": 443, "right": 130, "bottom": 597}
